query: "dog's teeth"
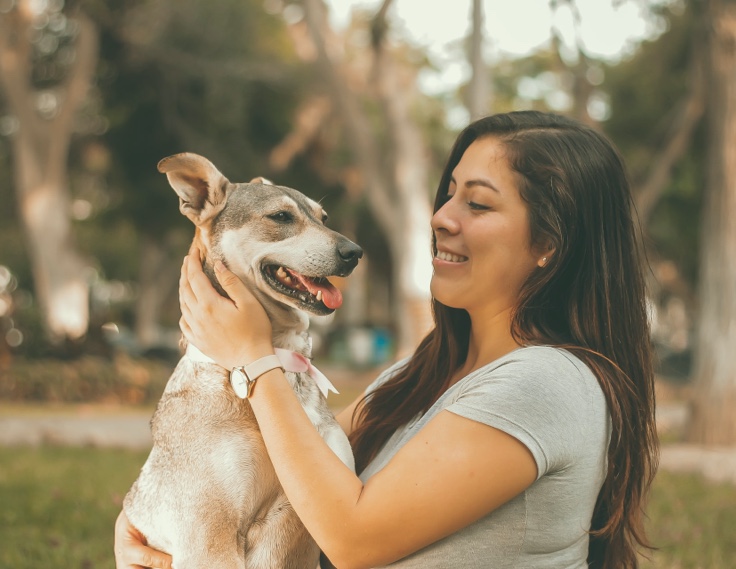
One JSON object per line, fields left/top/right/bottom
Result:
{"left": 316, "top": 290, "right": 323, "bottom": 302}
{"left": 276, "top": 267, "right": 287, "bottom": 278}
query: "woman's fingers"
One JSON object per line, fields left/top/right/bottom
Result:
{"left": 186, "top": 249, "right": 226, "bottom": 309}
{"left": 114, "top": 510, "right": 173, "bottom": 569}
{"left": 179, "top": 315, "right": 192, "bottom": 342}
{"left": 214, "top": 260, "right": 256, "bottom": 308}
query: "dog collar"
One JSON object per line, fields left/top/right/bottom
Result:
{"left": 185, "top": 344, "right": 339, "bottom": 398}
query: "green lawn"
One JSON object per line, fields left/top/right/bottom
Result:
{"left": 641, "top": 470, "right": 736, "bottom": 568}
{"left": 0, "top": 446, "right": 147, "bottom": 569}
{"left": 0, "top": 446, "right": 734, "bottom": 568}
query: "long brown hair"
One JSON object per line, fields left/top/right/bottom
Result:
{"left": 349, "top": 111, "right": 658, "bottom": 568}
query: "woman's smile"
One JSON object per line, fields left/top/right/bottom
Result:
{"left": 434, "top": 249, "right": 469, "bottom": 265}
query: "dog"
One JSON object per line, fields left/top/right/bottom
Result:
{"left": 123, "top": 153, "right": 362, "bottom": 568}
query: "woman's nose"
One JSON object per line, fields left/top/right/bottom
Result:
{"left": 431, "top": 198, "right": 461, "bottom": 234}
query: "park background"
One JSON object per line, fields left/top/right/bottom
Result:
{"left": 0, "top": 0, "right": 735, "bottom": 566}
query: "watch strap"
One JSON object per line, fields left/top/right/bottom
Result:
{"left": 230, "top": 354, "right": 284, "bottom": 399}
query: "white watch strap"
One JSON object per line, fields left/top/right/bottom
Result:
{"left": 230, "top": 354, "right": 284, "bottom": 399}
{"left": 245, "top": 354, "right": 283, "bottom": 382}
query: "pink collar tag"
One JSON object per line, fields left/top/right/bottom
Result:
{"left": 274, "top": 348, "right": 339, "bottom": 398}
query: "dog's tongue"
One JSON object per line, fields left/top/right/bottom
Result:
{"left": 290, "top": 271, "right": 343, "bottom": 309}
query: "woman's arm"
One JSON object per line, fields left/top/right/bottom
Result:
{"left": 180, "top": 253, "right": 537, "bottom": 569}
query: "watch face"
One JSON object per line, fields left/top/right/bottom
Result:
{"left": 230, "top": 368, "right": 250, "bottom": 399}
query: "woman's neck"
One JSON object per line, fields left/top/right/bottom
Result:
{"left": 461, "top": 306, "right": 522, "bottom": 377}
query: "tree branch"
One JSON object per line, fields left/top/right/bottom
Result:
{"left": 301, "top": 0, "right": 399, "bottom": 238}
{"left": 548, "top": 0, "right": 595, "bottom": 125}
{"left": 634, "top": 15, "right": 706, "bottom": 222}
{"left": 0, "top": 6, "right": 44, "bottom": 143}
{"left": 49, "top": 8, "right": 99, "bottom": 175}
{"left": 269, "top": 96, "right": 332, "bottom": 171}
{"left": 140, "top": 45, "right": 290, "bottom": 83}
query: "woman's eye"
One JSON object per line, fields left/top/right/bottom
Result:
{"left": 269, "top": 211, "right": 293, "bottom": 223}
{"left": 468, "top": 202, "right": 491, "bottom": 211}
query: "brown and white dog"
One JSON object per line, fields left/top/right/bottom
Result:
{"left": 123, "top": 153, "right": 361, "bottom": 568}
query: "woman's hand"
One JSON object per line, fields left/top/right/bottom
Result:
{"left": 114, "top": 510, "right": 172, "bottom": 569}
{"left": 179, "top": 248, "right": 275, "bottom": 370}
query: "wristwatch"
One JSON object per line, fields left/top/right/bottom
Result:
{"left": 229, "top": 355, "right": 284, "bottom": 399}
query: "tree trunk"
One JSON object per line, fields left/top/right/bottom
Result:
{"left": 634, "top": 15, "right": 706, "bottom": 223}
{"left": 467, "top": 0, "right": 490, "bottom": 119}
{"left": 135, "top": 236, "right": 178, "bottom": 349}
{"left": 370, "top": 3, "right": 434, "bottom": 354}
{"left": 12, "top": 133, "right": 90, "bottom": 341}
{"left": 688, "top": 0, "right": 736, "bottom": 444}
{"left": 299, "top": 0, "right": 433, "bottom": 356}
{"left": 0, "top": 5, "right": 98, "bottom": 342}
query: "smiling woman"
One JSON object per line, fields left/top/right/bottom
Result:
{"left": 349, "top": 111, "right": 657, "bottom": 568}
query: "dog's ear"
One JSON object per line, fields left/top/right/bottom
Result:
{"left": 249, "top": 176, "right": 273, "bottom": 185}
{"left": 158, "top": 153, "right": 230, "bottom": 225}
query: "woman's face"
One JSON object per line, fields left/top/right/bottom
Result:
{"left": 430, "top": 137, "right": 544, "bottom": 316}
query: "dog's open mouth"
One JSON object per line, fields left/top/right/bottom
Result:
{"left": 262, "top": 265, "right": 343, "bottom": 313}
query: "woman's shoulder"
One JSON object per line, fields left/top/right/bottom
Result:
{"left": 496, "top": 344, "right": 595, "bottom": 375}
{"left": 466, "top": 344, "right": 603, "bottom": 403}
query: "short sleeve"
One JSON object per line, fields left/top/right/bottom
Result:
{"left": 446, "top": 347, "right": 604, "bottom": 479}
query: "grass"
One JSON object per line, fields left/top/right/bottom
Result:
{"left": 640, "top": 470, "right": 736, "bottom": 568}
{"left": 0, "top": 446, "right": 734, "bottom": 568}
{"left": 0, "top": 446, "right": 147, "bottom": 569}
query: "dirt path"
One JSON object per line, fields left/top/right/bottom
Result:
{"left": 2, "top": 400, "right": 735, "bottom": 485}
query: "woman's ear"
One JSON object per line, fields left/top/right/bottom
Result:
{"left": 537, "top": 245, "right": 556, "bottom": 267}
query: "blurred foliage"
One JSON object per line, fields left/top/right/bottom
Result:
{"left": 82, "top": 0, "right": 306, "bottom": 265}
{"left": 641, "top": 471, "right": 736, "bottom": 568}
{"left": 602, "top": 1, "right": 704, "bottom": 284}
{"left": 0, "top": 0, "right": 707, "bottom": 360}
{"left": 0, "top": 355, "right": 171, "bottom": 404}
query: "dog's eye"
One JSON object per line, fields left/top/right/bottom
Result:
{"left": 321, "top": 213, "right": 329, "bottom": 225}
{"left": 268, "top": 211, "right": 294, "bottom": 223}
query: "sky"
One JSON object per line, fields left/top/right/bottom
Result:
{"left": 326, "top": 0, "right": 665, "bottom": 59}
{"left": 323, "top": 0, "right": 671, "bottom": 125}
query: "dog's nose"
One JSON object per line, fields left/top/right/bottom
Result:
{"left": 338, "top": 240, "right": 363, "bottom": 265}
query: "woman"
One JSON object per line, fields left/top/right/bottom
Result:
{"left": 115, "top": 111, "right": 658, "bottom": 568}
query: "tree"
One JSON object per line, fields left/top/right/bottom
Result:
{"left": 603, "top": 1, "right": 706, "bottom": 230}
{"left": 0, "top": 1, "right": 98, "bottom": 342}
{"left": 688, "top": 0, "right": 736, "bottom": 444}
{"left": 466, "top": 0, "right": 491, "bottom": 119}
{"left": 90, "top": 0, "right": 300, "bottom": 349}
{"left": 293, "top": 0, "right": 434, "bottom": 355}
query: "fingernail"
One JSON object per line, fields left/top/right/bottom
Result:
{"left": 215, "top": 260, "right": 225, "bottom": 272}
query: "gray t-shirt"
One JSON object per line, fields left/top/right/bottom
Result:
{"left": 359, "top": 346, "right": 610, "bottom": 568}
